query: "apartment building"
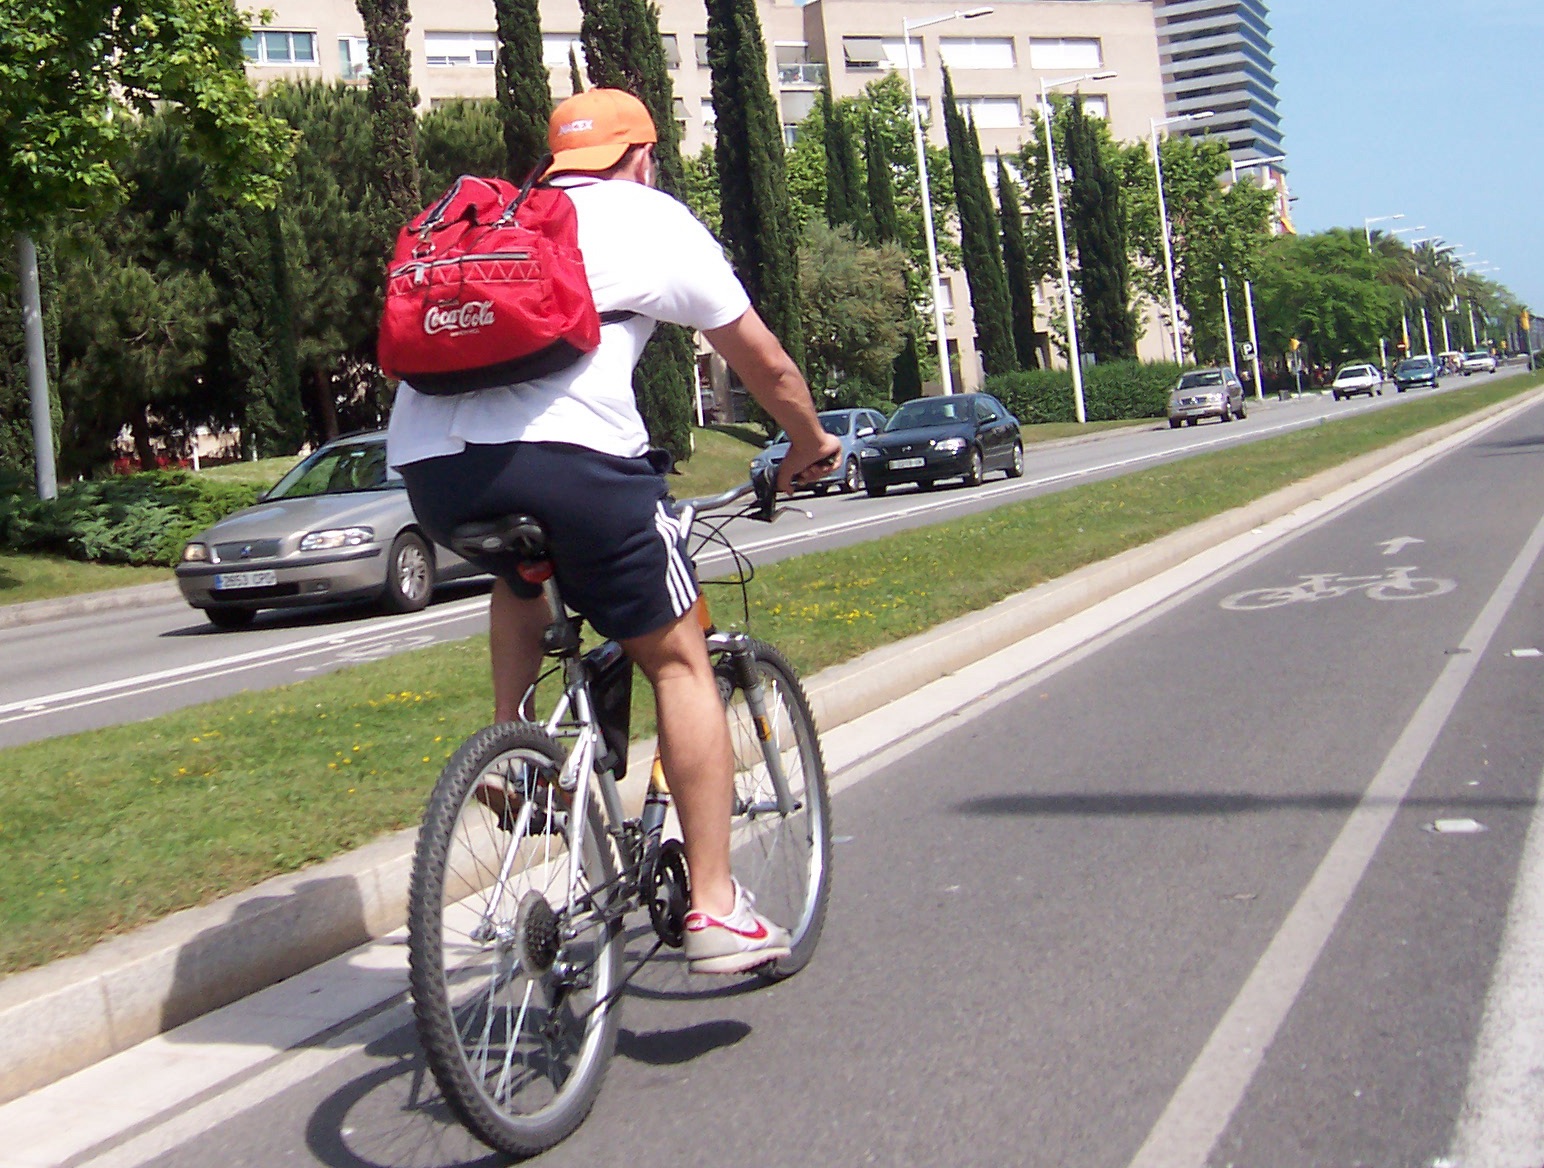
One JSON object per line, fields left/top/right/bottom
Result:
{"left": 241, "top": 0, "right": 1169, "bottom": 384}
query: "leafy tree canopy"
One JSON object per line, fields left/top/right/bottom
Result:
{"left": 798, "top": 220, "right": 910, "bottom": 402}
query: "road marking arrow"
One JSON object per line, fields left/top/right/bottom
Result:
{"left": 1379, "top": 536, "right": 1425, "bottom": 555}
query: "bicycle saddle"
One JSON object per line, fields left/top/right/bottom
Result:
{"left": 449, "top": 514, "right": 550, "bottom": 561}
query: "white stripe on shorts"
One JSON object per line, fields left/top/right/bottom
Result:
{"left": 652, "top": 503, "right": 697, "bottom": 617}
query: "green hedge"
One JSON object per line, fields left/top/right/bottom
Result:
{"left": 0, "top": 473, "right": 264, "bottom": 567}
{"left": 985, "top": 360, "right": 1183, "bottom": 424}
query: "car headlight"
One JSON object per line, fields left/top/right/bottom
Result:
{"left": 181, "top": 542, "right": 210, "bottom": 563}
{"left": 858, "top": 446, "right": 881, "bottom": 459}
{"left": 300, "top": 526, "right": 374, "bottom": 551}
{"left": 932, "top": 437, "right": 967, "bottom": 454}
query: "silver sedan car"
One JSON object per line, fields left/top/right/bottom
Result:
{"left": 175, "top": 432, "right": 479, "bottom": 629}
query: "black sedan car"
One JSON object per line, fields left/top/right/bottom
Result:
{"left": 857, "top": 393, "right": 1023, "bottom": 497}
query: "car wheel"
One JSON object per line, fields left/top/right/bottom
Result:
{"left": 1169, "top": 418, "right": 1182, "bottom": 429}
{"left": 1187, "top": 418, "right": 1198, "bottom": 427}
{"left": 1375, "top": 387, "right": 1383, "bottom": 396}
{"left": 383, "top": 531, "right": 433, "bottom": 614}
{"left": 963, "top": 449, "right": 984, "bottom": 487}
{"left": 841, "top": 457, "right": 863, "bottom": 494}
{"left": 917, "top": 479, "right": 937, "bottom": 492}
{"left": 1006, "top": 441, "right": 1025, "bottom": 478}
{"left": 1333, "top": 391, "right": 1343, "bottom": 401}
{"left": 206, "top": 607, "right": 255, "bottom": 630}
{"left": 1237, "top": 398, "right": 1247, "bottom": 420}
{"left": 865, "top": 482, "right": 887, "bottom": 498}
{"left": 812, "top": 483, "right": 831, "bottom": 496}
{"left": 1220, "top": 403, "right": 1232, "bottom": 423}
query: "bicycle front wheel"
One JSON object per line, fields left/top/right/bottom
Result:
{"left": 717, "top": 640, "right": 832, "bottom": 979}
{"left": 407, "top": 722, "right": 623, "bottom": 1158}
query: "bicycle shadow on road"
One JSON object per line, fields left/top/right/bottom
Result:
{"left": 1474, "top": 433, "right": 1544, "bottom": 456}
{"left": 952, "top": 790, "right": 1538, "bottom": 818}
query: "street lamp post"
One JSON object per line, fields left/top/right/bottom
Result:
{"left": 1150, "top": 111, "right": 1215, "bottom": 365}
{"left": 1363, "top": 212, "right": 1405, "bottom": 371}
{"left": 1219, "top": 264, "right": 1237, "bottom": 374}
{"left": 1039, "top": 69, "right": 1116, "bottom": 424}
{"left": 904, "top": 6, "right": 993, "bottom": 395}
{"left": 1228, "top": 154, "right": 1286, "bottom": 400}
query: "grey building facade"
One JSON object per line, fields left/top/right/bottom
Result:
{"left": 1152, "top": 0, "right": 1284, "bottom": 165}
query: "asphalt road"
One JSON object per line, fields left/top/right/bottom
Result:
{"left": 0, "top": 371, "right": 1506, "bottom": 750}
{"left": 48, "top": 385, "right": 1544, "bottom": 1166}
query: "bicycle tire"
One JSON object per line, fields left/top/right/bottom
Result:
{"left": 1220, "top": 587, "right": 1308, "bottom": 611}
{"left": 1366, "top": 576, "right": 1455, "bottom": 601}
{"left": 715, "top": 640, "right": 832, "bottom": 980}
{"left": 407, "top": 722, "right": 623, "bottom": 1158}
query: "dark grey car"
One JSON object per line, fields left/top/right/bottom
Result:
{"left": 175, "top": 432, "right": 480, "bottom": 628}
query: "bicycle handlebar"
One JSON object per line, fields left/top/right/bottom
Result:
{"left": 677, "top": 465, "right": 779, "bottom": 527}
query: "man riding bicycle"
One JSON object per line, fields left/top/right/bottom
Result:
{"left": 387, "top": 88, "right": 842, "bottom": 974}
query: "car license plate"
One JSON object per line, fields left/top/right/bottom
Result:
{"left": 214, "top": 570, "right": 277, "bottom": 590}
{"left": 889, "top": 457, "right": 925, "bottom": 470}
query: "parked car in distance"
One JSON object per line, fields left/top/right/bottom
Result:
{"left": 749, "top": 407, "right": 887, "bottom": 495}
{"left": 1392, "top": 355, "right": 1440, "bottom": 392}
{"left": 175, "top": 431, "right": 481, "bottom": 629}
{"left": 1167, "top": 367, "right": 1246, "bottom": 427}
{"left": 1331, "top": 363, "right": 1384, "bottom": 400}
{"left": 1461, "top": 350, "right": 1498, "bottom": 375}
{"left": 856, "top": 393, "right": 1023, "bottom": 497}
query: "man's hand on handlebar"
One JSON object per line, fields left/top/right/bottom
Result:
{"left": 776, "top": 432, "right": 844, "bottom": 495}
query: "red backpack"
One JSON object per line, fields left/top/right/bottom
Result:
{"left": 378, "top": 166, "right": 620, "bottom": 395}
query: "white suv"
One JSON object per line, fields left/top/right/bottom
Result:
{"left": 1461, "top": 350, "right": 1498, "bottom": 375}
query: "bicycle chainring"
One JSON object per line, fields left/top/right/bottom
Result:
{"left": 647, "top": 840, "right": 692, "bottom": 949}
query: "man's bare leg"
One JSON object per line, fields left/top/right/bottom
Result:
{"left": 489, "top": 579, "right": 549, "bottom": 722}
{"left": 622, "top": 611, "right": 736, "bottom": 918}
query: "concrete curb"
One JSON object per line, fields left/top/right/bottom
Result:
{"left": 2, "top": 386, "right": 1540, "bottom": 1106}
{"left": 0, "top": 580, "right": 181, "bottom": 630}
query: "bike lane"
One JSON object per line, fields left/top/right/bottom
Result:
{"left": 47, "top": 398, "right": 1544, "bottom": 1168}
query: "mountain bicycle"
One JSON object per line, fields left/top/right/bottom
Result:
{"left": 405, "top": 472, "right": 831, "bottom": 1158}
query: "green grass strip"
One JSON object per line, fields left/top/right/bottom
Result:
{"left": 1, "top": 376, "right": 1538, "bottom": 976}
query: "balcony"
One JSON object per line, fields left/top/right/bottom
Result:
{"left": 777, "top": 62, "right": 827, "bottom": 86}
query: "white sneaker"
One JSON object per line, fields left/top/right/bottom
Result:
{"left": 683, "top": 880, "right": 792, "bottom": 974}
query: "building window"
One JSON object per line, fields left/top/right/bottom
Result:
{"left": 935, "top": 278, "right": 954, "bottom": 313}
{"left": 425, "top": 31, "right": 495, "bottom": 67}
{"left": 338, "top": 36, "right": 369, "bottom": 80}
{"left": 780, "top": 89, "right": 818, "bottom": 125}
{"left": 242, "top": 30, "right": 317, "bottom": 65}
{"left": 914, "top": 96, "right": 931, "bottom": 125}
{"left": 843, "top": 36, "right": 920, "bottom": 70}
{"left": 958, "top": 96, "right": 1021, "bottom": 128}
{"left": 695, "top": 33, "right": 711, "bottom": 66}
{"left": 661, "top": 33, "right": 680, "bottom": 69}
{"left": 672, "top": 96, "right": 688, "bottom": 126}
{"left": 1082, "top": 94, "right": 1109, "bottom": 119}
{"left": 701, "top": 98, "right": 716, "bottom": 126}
{"left": 1028, "top": 37, "right": 1102, "bottom": 70}
{"left": 938, "top": 36, "right": 1015, "bottom": 70}
{"left": 541, "top": 33, "right": 584, "bottom": 69}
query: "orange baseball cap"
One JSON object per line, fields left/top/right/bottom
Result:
{"left": 547, "top": 88, "right": 658, "bottom": 176}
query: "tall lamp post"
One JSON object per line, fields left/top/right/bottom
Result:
{"left": 1228, "top": 154, "right": 1286, "bottom": 400}
{"left": 1039, "top": 69, "right": 1116, "bottom": 423}
{"left": 1364, "top": 212, "right": 1404, "bottom": 372}
{"left": 1150, "top": 110, "right": 1215, "bottom": 364}
{"left": 904, "top": 6, "right": 993, "bottom": 395}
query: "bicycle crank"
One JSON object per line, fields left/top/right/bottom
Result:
{"left": 646, "top": 839, "right": 692, "bottom": 948}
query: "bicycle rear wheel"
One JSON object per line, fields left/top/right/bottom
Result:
{"left": 717, "top": 639, "right": 832, "bottom": 979}
{"left": 407, "top": 722, "right": 622, "bottom": 1158}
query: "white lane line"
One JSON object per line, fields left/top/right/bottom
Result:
{"left": 0, "top": 598, "right": 487, "bottom": 722}
{"left": 1445, "top": 753, "right": 1544, "bottom": 1166}
{"left": 1127, "top": 503, "right": 1544, "bottom": 1168}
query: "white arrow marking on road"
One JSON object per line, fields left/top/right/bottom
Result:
{"left": 1378, "top": 536, "right": 1425, "bottom": 555}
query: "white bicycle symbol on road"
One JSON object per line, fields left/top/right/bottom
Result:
{"left": 1221, "top": 565, "right": 1456, "bottom": 611}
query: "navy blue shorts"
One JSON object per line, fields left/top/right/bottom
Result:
{"left": 400, "top": 442, "right": 699, "bottom": 641}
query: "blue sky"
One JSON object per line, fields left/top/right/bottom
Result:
{"left": 1270, "top": 0, "right": 1540, "bottom": 309}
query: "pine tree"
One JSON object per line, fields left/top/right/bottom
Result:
{"left": 941, "top": 69, "right": 1016, "bottom": 377}
{"left": 355, "top": 0, "right": 420, "bottom": 227}
{"left": 1065, "top": 93, "right": 1135, "bottom": 361}
{"left": 704, "top": 0, "right": 804, "bottom": 368}
{"left": 995, "top": 153, "right": 1041, "bottom": 369}
{"left": 492, "top": 0, "right": 551, "bottom": 180}
{"left": 579, "top": 0, "right": 694, "bottom": 460}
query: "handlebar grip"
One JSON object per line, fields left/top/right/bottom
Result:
{"left": 749, "top": 464, "right": 778, "bottom": 523}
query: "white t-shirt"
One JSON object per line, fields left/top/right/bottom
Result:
{"left": 386, "top": 178, "right": 751, "bottom": 468}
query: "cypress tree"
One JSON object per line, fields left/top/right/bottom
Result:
{"left": 355, "top": 0, "right": 420, "bottom": 226}
{"left": 941, "top": 69, "right": 1016, "bottom": 377}
{"left": 705, "top": 0, "right": 804, "bottom": 367}
{"left": 568, "top": 47, "right": 585, "bottom": 95}
{"left": 822, "top": 85, "right": 868, "bottom": 238}
{"left": 1064, "top": 94, "right": 1135, "bottom": 361}
{"left": 579, "top": 0, "right": 694, "bottom": 460}
{"left": 492, "top": 0, "right": 551, "bottom": 179}
{"left": 863, "top": 113, "right": 900, "bottom": 247}
{"left": 995, "top": 153, "right": 1040, "bottom": 369}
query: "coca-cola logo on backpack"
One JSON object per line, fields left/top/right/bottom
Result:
{"left": 379, "top": 164, "right": 623, "bottom": 395}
